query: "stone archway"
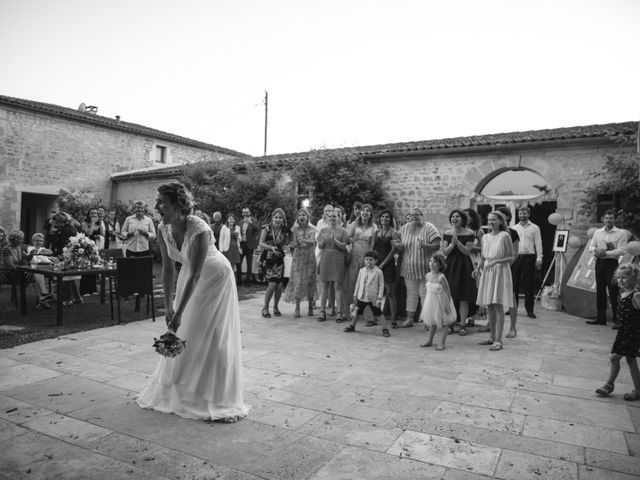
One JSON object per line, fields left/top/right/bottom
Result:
{"left": 471, "top": 165, "right": 559, "bottom": 287}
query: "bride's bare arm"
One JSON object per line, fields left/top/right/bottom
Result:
{"left": 158, "top": 229, "right": 175, "bottom": 323}
{"left": 168, "top": 231, "right": 209, "bottom": 332}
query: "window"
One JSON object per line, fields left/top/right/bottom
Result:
{"left": 155, "top": 145, "right": 167, "bottom": 164}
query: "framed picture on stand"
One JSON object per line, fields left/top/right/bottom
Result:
{"left": 553, "top": 230, "right": 569, "bottom": 253}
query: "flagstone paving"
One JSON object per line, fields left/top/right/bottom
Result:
{"left": 0, "top": 295, "right": 639, "bottom": 479}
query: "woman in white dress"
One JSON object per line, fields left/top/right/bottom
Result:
{"left": 136, "top": 182, "right": 250, "bottom": 422}
{"left": 472, "top": 211, "right": 515, "bottom": 352}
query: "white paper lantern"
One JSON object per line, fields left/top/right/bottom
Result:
{"left": 627, "top": 241, "right": 640, "bottom": 257}
{"left": 548, "top": 213, "right": 564, "bottom": 226}
{"left": 567, "top": 236, "right": 583, "bottom": 249}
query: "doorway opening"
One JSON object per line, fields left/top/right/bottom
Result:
{"left": 20, "top": 192, "right": 58, "bottom": 241}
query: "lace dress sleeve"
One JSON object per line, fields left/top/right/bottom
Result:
{"left": 184, "top": 216, "right": 213, "bottom": 248}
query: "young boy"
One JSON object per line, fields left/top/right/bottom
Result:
{"left": 343, "top": 250, "right": 390, "bottom": 337}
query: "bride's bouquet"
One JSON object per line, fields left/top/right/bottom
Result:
{"left": 153, "top": 331, "right": 186, "bottom": 358}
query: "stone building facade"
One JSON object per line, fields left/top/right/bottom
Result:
{"left": 0, "top": 95, "right": 246, "bottom": 237}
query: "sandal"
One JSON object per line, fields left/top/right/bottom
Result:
{"left": 36, "top": 300, "right": 52, "bottom": 309}
{"left": 261, "top": 308, "right": 271, "bottom": 318}
{"left": 273, "top": 306, "right": 281, "bottom": 317}
{"left": 365, "top": 320, "right": 378, "bottom": 327}
{"left": 458, "top": 328, "right": 468, "bottom": 336}
{"left": 623, "top": 391, "right": 640, "bottom": 401}
{"left": 398, "top": 320, "right": 414, "bottom": 328}
{"left": 335, "top": 316, "right": 344, "bottom": 323}
{"left": 343, "top": 324, "right": 355, "bottom": 333}
{"left": 420, "top": 341, "right": 433, "bottom": 348}
{"left": 478, "top": 339, "right": 494, "bottom": 346}
{"left": 391, "top": 321, "right": 399, "bottom": 329}
{"left": 317, "top": 311, "right": 326, "bottom": 322}
{"left": 595, "top": 383, "right": 614, "bottom": 397}
{"left": 435, "top": 344, "right": 445, "bottom": 351}
{"left": 382, "top": 328, "right": 390, "bottom": 337}
{"left": 489, "top": 341, "right": 503, "bottom": 351}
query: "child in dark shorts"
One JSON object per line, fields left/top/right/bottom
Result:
{"left": 343, "top": 250, "right": 390, "bottom": 337}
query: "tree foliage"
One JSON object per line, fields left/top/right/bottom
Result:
{"left": 291, "top": 149, "right": 388, "bottom": 222}
{"left": 56, "top": 188, "right": 101, "bottom": 220}
{"left": 180, "top": 161, "right": 296, "bottom": 226}
{"left": 179, "top": 149, "right": 389, "bottom": 226}
{"left": 579, "top": 151, "right": 640, "bottom": 237}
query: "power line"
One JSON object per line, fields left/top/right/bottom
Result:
{"left": 194, "top": 101, "right": 262, "bottom": 135}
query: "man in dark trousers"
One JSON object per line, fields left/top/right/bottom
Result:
{"left": 239, "top": 207, "right": 260, "bottom": 286}
{"left": 512, "top": 206, "right": 543, "bottom": 319}
{"left": 586, "top": 209, "right": 628, "bottom": 328}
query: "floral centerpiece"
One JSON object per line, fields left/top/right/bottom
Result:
{"left": 61, "top": 233, "right": 100, "bottom": 269}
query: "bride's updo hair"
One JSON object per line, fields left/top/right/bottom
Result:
{"left": 157, "top": 182, "right": 194, "bottom": 215}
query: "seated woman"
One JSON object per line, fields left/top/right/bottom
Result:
{"left": 25, "top": 233, "right": 54, "bottom": 303}
{"left": 1, "top": 230, "right": 51, "bottom": 308}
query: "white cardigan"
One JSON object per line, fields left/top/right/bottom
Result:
{"left": 219, "top": 225, "right": 242, "bottom": 253}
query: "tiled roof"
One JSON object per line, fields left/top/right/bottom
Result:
{"left": 0, "top": 94, "right": 249, "bottom": 158}
{"left": 110, "top": 164, "right": 184, "bottom": 181}
{"left": 240, "top": 121, "right": 638, "bottom": 168}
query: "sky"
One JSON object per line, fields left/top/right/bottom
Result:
{"left": 1, "top": 0, "right": 639, "bottom": 157}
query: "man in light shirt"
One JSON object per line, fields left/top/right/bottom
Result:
{"left": 512, "top": 206, "right": 543, "bottom": 319}
{"left": 586, "top": 209, "right": 628, "bottom": 328}
{"left": 121, "top": 201, "right": 156, "bottom": 257}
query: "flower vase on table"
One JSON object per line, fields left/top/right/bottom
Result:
{"left": 61, "top": 233, "right": 98, "bottom": 271}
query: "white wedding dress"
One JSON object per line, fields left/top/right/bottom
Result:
{"left": 136, "top": 215, "right": 250, "bottom": 421}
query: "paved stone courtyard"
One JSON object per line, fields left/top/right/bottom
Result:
{"left": 1, "top": 294, "right": 639, "bottom": 479}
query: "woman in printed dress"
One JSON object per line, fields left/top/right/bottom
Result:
{"left": 258, "top": 208, "right": 290, "bottom": 318}
{"left": 284, "top": 208, "right": 317, "bottom": 317}
{"left": 345, "top": 204, "right": 377, "bottom": 317}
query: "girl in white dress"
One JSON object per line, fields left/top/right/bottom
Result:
{"left": 472, "top": 211, "right": 515, "bottom": 352}
{"left": 420, "top": 253, "right": 456, "bottom": 350}
{"left": 136, "top": 182, "right": 250, "bottom": 422}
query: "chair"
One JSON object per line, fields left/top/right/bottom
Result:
{"left": 109, "top": 256, "right": 155, "bottom": 323}
{"left": 102, "top": 248, "right": 125, "bottom": 260}
{"left": 0, "top": 267, "right": 18, "bottom": 308}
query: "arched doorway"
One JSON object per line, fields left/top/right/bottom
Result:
{"left": 472, "top": 167, "right": 558, "bottom": 287}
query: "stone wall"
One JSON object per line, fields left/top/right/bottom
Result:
{"left": 372, "top": 142, "right": 633, "bottom": 235}
{"left": 0, "top": 105, "right": 240, "bottom": 231}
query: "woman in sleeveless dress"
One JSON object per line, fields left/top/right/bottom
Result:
{"left": 441, "top": 209, "right": 477, "bottom": 335}
{"left": 345, "top": 204, "right": 377, "bottom": 319}
{"left": 136, "top": 182, "right": 250, "bottom": 422}
{"left": 473, "top": 211, "right": 515, "bottom": 352}
{"left": 316, "top": 208, "right": 350, "bottom": 322}
{"left": 373, "top": 209, "right": 401, "bottom": 326}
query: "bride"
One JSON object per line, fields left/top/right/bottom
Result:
{"left": 136, "top": 182, "right": 250, "bottom": 422}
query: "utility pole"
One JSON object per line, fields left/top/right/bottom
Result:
{"left": 263, "top": 91, "right": 268, "bottom": 157}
